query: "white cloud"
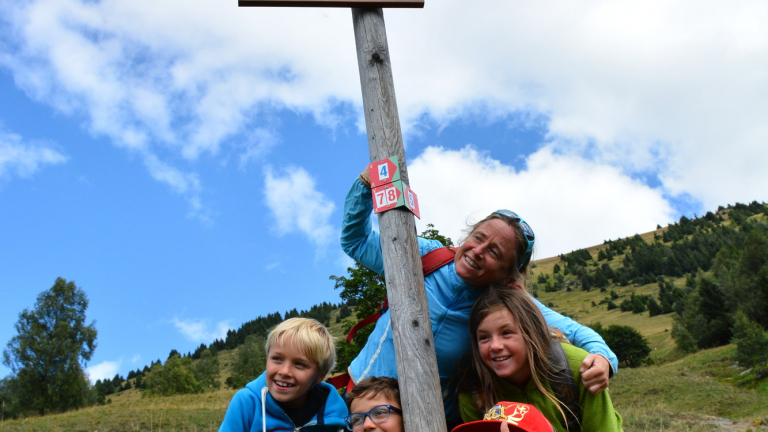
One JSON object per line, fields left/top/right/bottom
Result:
{"left": 264, "top": 165, "right": 336, "bottom": 252}
{"left": 1, "top": 0, "right": 358, "bottom": 158}
{"left": 1, "top": 0, "right": 766, "bottom": 211}
{"left": 172, "top": 317, "right": 231, "bottom": 343}
{"left": 87, "top": 360, "right": 121, "bottom": 384}
{"left": 385, "top": 0, "right": 768, "bottom": 210}
{"left": 408, "top": 146, "right": 675, "bottom": 259}
{"left": 0, "top": 128, "right": 67, "bottom": 179}
{"left": 141, "top": 152, "right": 210, "bottom": 221}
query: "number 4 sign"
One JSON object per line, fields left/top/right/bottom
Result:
{"left": 369, "top": 156, "right": 400, "bottom": 188}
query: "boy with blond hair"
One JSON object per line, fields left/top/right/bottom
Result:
{"left": 219, "top": 318, "right": 348, "bottom": 432}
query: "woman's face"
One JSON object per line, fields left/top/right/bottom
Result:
{"left": 476, "top": 308, "right": 531, "bottom": 387}
{"left": 455, "top": 219, "right": 518, "bottom": 287}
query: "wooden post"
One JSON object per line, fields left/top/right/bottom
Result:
{"left": 352, "top": 8, "right": 446, "bottom": 432}
{"left": 236, "top": 2, "right": 441, "bottom": 430}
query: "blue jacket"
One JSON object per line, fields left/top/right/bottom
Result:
{"left": 340, "top": 179, "right": 618, "bottom": 421}
{"left": 219, "top": 372, "right": 347, "bottom": 432}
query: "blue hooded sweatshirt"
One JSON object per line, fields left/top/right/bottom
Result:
{"left": 219, "top": 372, "right": 348, "bottom": 432}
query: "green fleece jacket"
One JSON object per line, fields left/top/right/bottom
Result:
{"left": 459, "top": 343, "right": 623, "bottom": 432}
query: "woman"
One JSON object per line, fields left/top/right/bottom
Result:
{"left": 457, "top": 287, "right": 623, "bottom": 431}
{"left": 341, "top": 168, "right": 616, "bottom": 424}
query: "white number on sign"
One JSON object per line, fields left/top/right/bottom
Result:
{"left": 378, "top": 163, "right": 389, "bottom": 181}
{"left": 375, "top": 187, "right": 397, "bottom": 208}
{"left": 387, "top": 187, "right": 397, "bottom": 203}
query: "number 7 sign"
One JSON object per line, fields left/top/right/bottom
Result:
{"left": 372, "top": 180, "right": 420, "bottom": 218}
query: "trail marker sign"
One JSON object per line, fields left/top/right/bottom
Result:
{"left": 370, "top": 156, "right": 419, "bottom": 218}
{"left": 239, "top": 0, "right": 423, "bottom": 7}
{"left": 369, "top": 156, "right": 400, "bottom": 188}
{"left": 237, "top": 4, "right": 441, "bottom": 432}
{"left": 404, "top": 183, "right": 420, "bottom": 218}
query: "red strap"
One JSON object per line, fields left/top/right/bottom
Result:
{"left": 325, "top": 372, "right": 356, "bottom": 391}
{"left": 421, "top": 246, "right": 456, "bottom": 276}
{"left": 345, "top": 299, "right": 388, "bottom": 344}
{"left": 326, "top": 372, "right": 351, "bottom": 389}
{"left": 343, "top": 247, "right": 456, "bottom": 345}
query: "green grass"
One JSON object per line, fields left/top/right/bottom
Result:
{"left": 5, "top": 345, "right": 767, "bottom": 431}
{"left": 0, "top": 389, "right": 235, "bottom": 432}
{"left": 5, "top": 224, "right": 768, "bottom": 431}
{"left": 611, "top": 346, "right": 768, "bottom": 431}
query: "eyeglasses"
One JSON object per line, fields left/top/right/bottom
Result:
{"left": 494, "top": 209, "right": 535, "bottom": 269}
{"left": 344, "top": 404, "right": 403, "bottom": 431}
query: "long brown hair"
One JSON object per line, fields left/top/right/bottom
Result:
{"left": 461, "top": 213, "right": 533, "bottom": 285}
{"left": 457, "top": 286, "right": 568, "bottom": 423}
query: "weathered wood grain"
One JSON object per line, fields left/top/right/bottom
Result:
{"left": 239, "top": 0, "right": 423, "bottom": 8}
{"left": 352, "top": 8, "right": 446, "bottom": 432}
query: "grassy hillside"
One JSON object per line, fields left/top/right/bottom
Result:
{"left": 531, "top": 227, "right": 680, "bottom": 362}
{"left": 3, "top": 207, "right": 768, "bottom": 431}
{"left": 3, "top": 348, "right": 767, "bottom": 432}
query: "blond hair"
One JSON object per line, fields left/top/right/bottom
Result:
{"left": 265, "top": 317, "right": 336, "bottom": 377}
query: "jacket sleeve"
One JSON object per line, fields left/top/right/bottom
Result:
{"left": 533, "top": 297, "right": 619, "bottom": 374}
{"left": 457, "top": 392, "right": 484, "bottom": 423}
{"left": 340, "top": 179, "right": 385, "bottom": 275}
{"left": 218, "top": 388, "right": 257, "bottom": 432}
{"left": 568, "top": 346, "right": 624, "bottom": 431}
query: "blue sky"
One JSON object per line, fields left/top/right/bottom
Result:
{"left": 1, "top": 0, "right": 766, "bottom": 382}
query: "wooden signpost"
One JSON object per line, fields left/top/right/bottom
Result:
{"left": 237, "top": 2, "right": 443, "bottom": 432}
{"left": 239, "top": 0, "right": 423, "bottom": 7}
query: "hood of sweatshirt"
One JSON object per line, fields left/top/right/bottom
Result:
{"left": 244, "top": 372, "right": 348, "bottom": 432}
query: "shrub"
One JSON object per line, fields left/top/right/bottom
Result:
{"left": 602, "top": 325, "right": 651, "bottom": 368}
{"left": 144, "top": 355, "right": 201, "bottom": 396}
{"left": 731, "top": 310, "right": 768, "bottom": 368}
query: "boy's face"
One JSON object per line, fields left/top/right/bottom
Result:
{"left": 348, "top": 393, "right": 404, "bottom": 432}
{"left": 266, "top": 338, "right": 323, "bottom": 408}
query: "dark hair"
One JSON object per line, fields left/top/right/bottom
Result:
{"left": 457, "top": 287, "right": 566, "bottom": 422}
{"left": 461, "top": 213, "right": 534, "bottom": 286}
{"left": 346, "top": 376, "right": 401, "bottom": 409}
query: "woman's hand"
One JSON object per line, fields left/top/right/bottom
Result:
{"left": 579, "top": 354, "right": 611, "bottom": 394}
{"left": 359, "top": 165, "right": 371, "bottom": 189}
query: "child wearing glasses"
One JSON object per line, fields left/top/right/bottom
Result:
{"left": 345, "top": 377, "right": 403, "bottom": 432}
{"left": 219, "top": 318, "right": 348, "bottom": 432}
{"left": 456, "top": 287, "right": 623, "bottom": 431}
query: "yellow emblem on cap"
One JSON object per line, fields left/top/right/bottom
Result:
{"left": 484, "top": 403, "right": 529, "bottom": 426}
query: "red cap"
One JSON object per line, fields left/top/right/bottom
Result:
{"left": 451, "top": 402, "right": 554, "bottom": 432}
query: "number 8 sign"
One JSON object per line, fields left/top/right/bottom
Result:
{"left": 372, "top": 180, "right": 420, "bottom": 218}
{"left": 373, "top": 184, "right": 401, "bottom": 211}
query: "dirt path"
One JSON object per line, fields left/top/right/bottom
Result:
{"left": 703, "top": 415, "right": 768, "bottom": 431}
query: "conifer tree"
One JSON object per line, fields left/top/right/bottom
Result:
{"left": 731, "top": 310, "right": 768, "bottom": 368}
{"left": 2, "top": 278, "right": 97, "bottom": 416}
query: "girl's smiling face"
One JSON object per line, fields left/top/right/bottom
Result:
{"left": 476, "top": 308, "right": 531, "bottom": 387}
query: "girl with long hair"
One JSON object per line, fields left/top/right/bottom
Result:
{"left": 457, "top": 287, "right": 623, "bottom": 431}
